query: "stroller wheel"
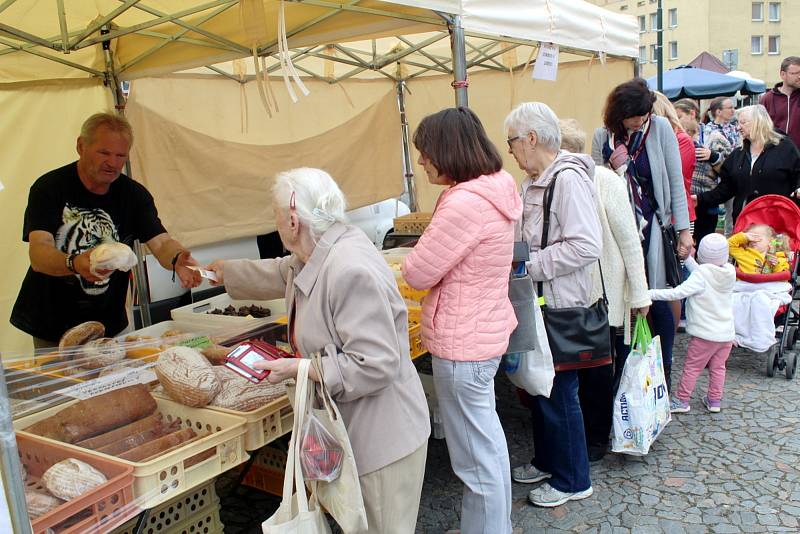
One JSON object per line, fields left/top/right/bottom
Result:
{"left": 785, "top": 352, "right": 797, "bottom": 380}
{"left": 766, "top": 347, "right": 778, "bottom": 377}
{"left": 786, "top": 326, "right": 798, "bottom": 352}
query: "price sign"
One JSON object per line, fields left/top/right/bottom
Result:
{"left": 55, "top": 363, "right": 157, "bottom": 400}
{"left": 532, "top": 43, "right": 560, "bottom": 81}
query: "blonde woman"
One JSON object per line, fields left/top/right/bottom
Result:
{"left": 694, "top": 105, "right": 800, "bottom": 223}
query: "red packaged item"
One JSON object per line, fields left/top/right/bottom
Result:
{"left": 300, "top": 413, "right": 344, "bottom": 482}
{"left": 224, "top": 340, "right": 293, "bottom": 383}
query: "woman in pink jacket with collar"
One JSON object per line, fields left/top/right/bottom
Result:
{"left": 402, "top": 107, "right": 522, "bottom": 534}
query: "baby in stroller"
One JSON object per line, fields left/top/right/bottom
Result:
{"left": 728, "top": 196, "right": 800, "bottom": 378}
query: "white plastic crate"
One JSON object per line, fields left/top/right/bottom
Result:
{"left": 170, "top": 293, "right": 286, "bottom": 329}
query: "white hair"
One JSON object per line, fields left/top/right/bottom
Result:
{"left": 503, "top": 102, "right": 562, "bottom": 151}
{"left": 273, "top": 167, "right": 347, "bottom": 241}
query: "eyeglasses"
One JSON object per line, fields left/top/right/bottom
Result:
{"left": 506, "top": 135, "right": 522, "bottom": 149}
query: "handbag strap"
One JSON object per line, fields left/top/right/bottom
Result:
{"left": 282, "top": 359, "right": 312, "bottom": 512}
{"left": 311, "top": 350, "right": 340, "bottom": 423}
{"left": 535, "top": 172, "right": 608, "bottom": 305}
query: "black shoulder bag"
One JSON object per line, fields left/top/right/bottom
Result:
{"left": 537, "top": 174, "right": 612, "bottom": 372}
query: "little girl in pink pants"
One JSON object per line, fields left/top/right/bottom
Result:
{"left": 649, "top": 233, "right": 736, "bottom": 413}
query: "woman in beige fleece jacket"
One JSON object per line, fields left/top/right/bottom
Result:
{"left": 207, "top": 168, "right": 430, "bottom": 534}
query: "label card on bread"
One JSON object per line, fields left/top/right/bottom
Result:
{"left": 54, "top": 363, "right": 158, "bottom": 400}
{"left": 176, "top": 336, "right": 213, "bottom": 349}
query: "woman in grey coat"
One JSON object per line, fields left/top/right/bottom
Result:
{"left": 591, "top": 78, "right": 692, "bottom": 393}
{"left": 207, "top": 168, "right": 430, "bottom": 534}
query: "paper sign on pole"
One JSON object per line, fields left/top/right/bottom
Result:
{"left": 532, "top": 43, "right": 560, "bottom": 81}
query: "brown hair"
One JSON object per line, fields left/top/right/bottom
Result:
{"left": 673, "top": 98, "right": 700, "bottom": 120}
{"left": 780, "top": 56, "right": 800, "bottom": 72}
{"left": 602, "top": 78, "right": 656, "bottom": 139}
{"left": 703, "top": 97, "right": 734, "bottom": 124}
{"left": 413, "top": 107, "right": 502, "bottom": 183}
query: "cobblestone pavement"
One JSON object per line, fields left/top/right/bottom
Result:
{"left": 218, "top": 333, "right": 800, "bottom": 533}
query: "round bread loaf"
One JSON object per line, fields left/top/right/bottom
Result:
{"left": 210, "top": 366, "right": 287, "bottom": 412}
{"left": 42, "top": 458, "right": 107, "bottom": 501}
{"left": 58, "top": 321, "right": 105, "bottom": 353}
{"left": 25, "top": 488, "right": 64, "bottom": 518}
{"left": 155, "top": 347, "right": 221, "bottom": 407}
{"left": 80, "top": 338, "right": 126, "bottom": 369}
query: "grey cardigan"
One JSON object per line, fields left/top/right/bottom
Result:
{"left": 223, "top": 223, "right": 430, "bottom": 475}
{"left": 591, "top": 116, "right": 690, "bottom": 288}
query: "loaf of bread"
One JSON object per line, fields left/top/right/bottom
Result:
{"left": 119, "top": 427, "right": 198, "bottom": 462}
{"left": 80, "top": 338, "right": 126, "bottom": 369}
{"left": 210, "top": 366, "right": 287, "bottom": 411}
{"left": 96, "top": 419, "right": 181, "bottom": 456}
{"left": 76, "top": 413, "right": 163, "bottom": 450}
{"left": 89, "top": 242, "right": 137, "bottom": 275}
{"left": 201, "top": 345, "right": 231, "bottom": 365}
{"left": 155, "top": 347, "right": 221, "bottom": 407}
{"left": 24, "top": 384, "right": 157, "bottom": 443}
{"left": 42, "top": 458, "right": 107, "bottom": 500}
{"left": 59, "top": 321, "right": 105, "bottom": 352}
{"left": 25, "top": 488, "right": 63, "bottom": 518}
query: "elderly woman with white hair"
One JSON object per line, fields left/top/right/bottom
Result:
{"left": 504, "top": 102, "right": 600, "bottom": 508}
{"left": 695, "top": 104, "right": 800, "bottom": 221}
{"left": 207, "top": 168, "right": 430, "bottom": 534}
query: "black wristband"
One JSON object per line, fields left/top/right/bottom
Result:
{"left": 66, "top": 253, "right": 78, "bottom": 274}
{"left": 171, "top": 250, "right": 183, "bottom": 283}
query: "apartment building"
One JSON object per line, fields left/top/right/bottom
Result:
{"left": 588, "top": 0, "right": 798, "bottom": 85}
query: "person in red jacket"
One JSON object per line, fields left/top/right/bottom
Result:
{"left": 760, "top": 56, "right": 800, "bottom": 149}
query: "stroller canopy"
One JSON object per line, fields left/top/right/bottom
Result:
{"left": 733, "top": 195, "right": 800, "bottom": 252}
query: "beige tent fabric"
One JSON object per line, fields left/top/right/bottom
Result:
{"left": 406, "top": 57, "right": 634, "bottom": 211}
{"left": 0, "top": 80, "right": 112, "bottom": 356}
{"left": 126, "top": 89, "right": 404, "bottom": 248}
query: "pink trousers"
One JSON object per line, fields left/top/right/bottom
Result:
{"left": 676, "top": 336, "right": 734, "bottom": 403}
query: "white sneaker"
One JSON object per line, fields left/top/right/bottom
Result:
{"left": 512, "top": 463, "right": 551, "bottom": 484}
{"left": 529, "top": 482, "right": 593, "bottom": 507}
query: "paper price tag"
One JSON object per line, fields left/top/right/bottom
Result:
{"left": 532, "top": 43, "right": 559, "bottom": 81}
{"left": 55, "top": 363, "right": 158, "bottom": 400}
{"left": 176, "top": 335, "right": 213, "bottom": 349}
{"left": 187, "top": 266, "right": 219, "bottom": 282}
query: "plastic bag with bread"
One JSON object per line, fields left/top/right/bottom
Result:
{"left": 89, "top": 242, "right": 137, "bottom": 277}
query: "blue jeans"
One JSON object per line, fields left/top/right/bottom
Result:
{"left": 432, "top": 356, "right": 512, "bottom": 534}
{"left": 529, "top": 370, "right": 591, "bottom": 493}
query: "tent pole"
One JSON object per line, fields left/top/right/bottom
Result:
{"left": 656, "top": 0, "right": 663, "bottom": 91}
{"left": 101, "top": 27, "right": 153, "bottom": 328}
{"left": 397, "top": 81, "right": 417, "bottom": 212}
{"left": 448, "top": 15, "right": 468, "bottom": 107}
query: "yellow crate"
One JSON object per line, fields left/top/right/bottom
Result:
{"left": 202, "top": 395, "right": 293, "bottom": 451}
{"left": 398, "top": 280, "right": 429, "bottom": 303}
{"left": 394, "top": 212, "right": 433, "bottom": 235}
{"left": 406, "top": 303, "right": 422, "bottom": 324}
{"left": 111, "top": 481, "right": 221, "bottom": 534}
{"left": 409, "top": 323, "right": 427, "bottom": 360}
{"left": 14, "top": 398, "right": 248, "bottom": 509}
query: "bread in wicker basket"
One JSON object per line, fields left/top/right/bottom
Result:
{"left": 210, "top": 366, "right": 287, "bottom": 411}
{"left": 155, "top": 346, "right": 221, "bottom": 407}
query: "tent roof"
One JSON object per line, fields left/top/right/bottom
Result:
{"left": 0, "top": 0, "right": 638, "bottom": 85}
{"left": 687, "top": 51, "right": 729, "bottom": 74}
{"left": 647, "top": 66, "right": 766, "bottom": 100}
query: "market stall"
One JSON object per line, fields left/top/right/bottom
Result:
{"left": 0, "top": 1, "right": 639, "bottom": 531}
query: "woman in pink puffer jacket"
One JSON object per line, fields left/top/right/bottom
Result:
{"left": 402, "top": 107, "right": 522, "bottom": 534}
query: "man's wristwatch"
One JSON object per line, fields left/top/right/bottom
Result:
{"left": 66, "top": 253, "right": 78, "bottom": 274}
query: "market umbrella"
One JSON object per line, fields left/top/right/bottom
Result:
{"left": 647, "top": 66, "right": 766, "bottom": 100}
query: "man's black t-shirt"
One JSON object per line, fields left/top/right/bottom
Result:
{"left": 11, "top": 162, "right": 166, "bottom": 342}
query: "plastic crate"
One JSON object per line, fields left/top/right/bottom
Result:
{"left": 203, "top": 395, "right": 293, "bottom": 451}
{"left": 111, "top": 480, "right": 221, "bottom": 534}
{"left": 170, "top": 293, "right": 286, "bottom": 328}
{"left": 241, "top": 446, "right": 287, "bottom": 496}
{"left": 14, "top": 397, "right": 248, "bottom": 509}
{"left": 393, "top": 212, "right": 433, "bottom": 235}
{"left": 408, "top": 322, "right": 426, "bottom": 360}
{"left": 17, "top": 432, "right": 136, "bottom": 534}
{"left": 398, "top": 280, "right": 429, "bottom": 303}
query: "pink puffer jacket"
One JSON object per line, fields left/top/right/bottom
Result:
{"left": 402, "top": 170, "right": 523, "bottom": 361}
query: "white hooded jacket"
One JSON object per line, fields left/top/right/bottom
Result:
{"left": 648, "top": 256, "right": 736, "bottom": 342}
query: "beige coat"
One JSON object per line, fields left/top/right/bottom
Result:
{"left": 223, "top": 223, "right": 430, "bottom": 475}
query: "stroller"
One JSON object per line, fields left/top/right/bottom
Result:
{"left": 731, "top": 195, "right": 800, "bottom": 379}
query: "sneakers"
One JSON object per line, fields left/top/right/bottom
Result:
{"left": 670, "top": 397, "right": 690, "bottom": 413}
{"left": 529, "top": 482, "right": 593, "bottom": 507}
{"left": 512, "top": 464, "right": 551, "bottom": 484}
{"left": 703, "top": 396, "right": 721, "bottom": 413}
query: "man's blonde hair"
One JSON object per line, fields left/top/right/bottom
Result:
{"left": 558, "top": 118, "right": 587, "bottom": 153}
{"left": 80, "top": 112, "right": 134, "bottom": 145}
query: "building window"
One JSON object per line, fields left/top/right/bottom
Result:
{"left": 638, "top": 1, "right": 645, "bottom": 6}
{"left": 669, "top": 41, "right": 678, "bottom": 60}
{"left": 768, "top": 35, "right": 780, "bottom": 55}
{"left": 751, "top": 35, "right": 763, "bottom": 54}
{"left": 768, "top": 2, "right": 780, "bottom": 21}
{"left": 620, "top": 4, "right": 628, "bottom": 10}
{"left": 752, "top": 2, "right": 764, "bottom": 21}
{"left": 668, "top": 8, "right": 678, "bottom": 28}
{"left": 639, "top": 46, "right": 647, "bottom": 63}
{"left": 638, "top": 15, "right": 646, "bottom": 32}
{"left": 650, "top": 44, "right": 659, "bottom": 63}
{"left": 650, "top": 12, "right": 658, "bottom": 31}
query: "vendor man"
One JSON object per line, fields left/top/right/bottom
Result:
{"left": 10, "top": 112, "right": 202, "bottom": 348}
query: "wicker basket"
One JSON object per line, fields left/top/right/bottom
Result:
{"left": 393, "top": 212, "right": 433, "bottom": 235}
